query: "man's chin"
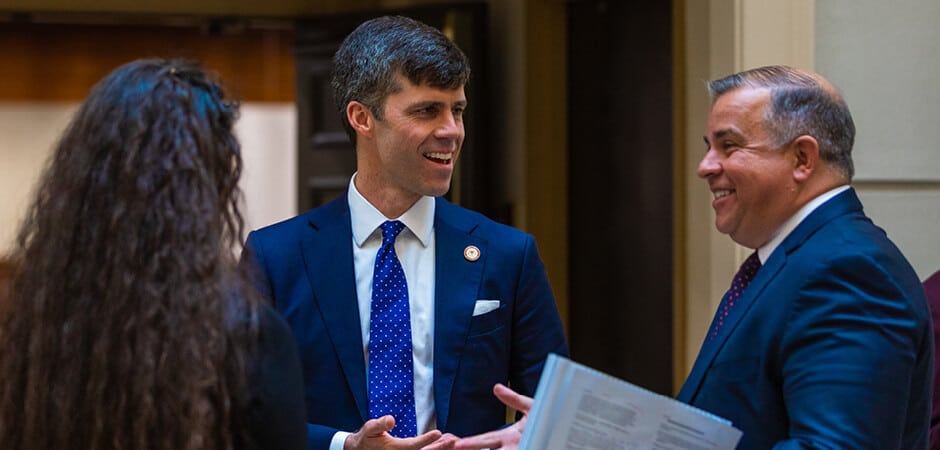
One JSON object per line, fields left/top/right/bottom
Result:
{"left": 424, "top": 182, "right": 452, "bottom": 198}
{"left": 714, "top": 219, "right": 732, "bottom": 236}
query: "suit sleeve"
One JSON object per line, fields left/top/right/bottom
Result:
{"left": 508, "top": 234, "right": 569, "bottom": 397}
{"left": 240, "top": 232, "right": 273, "bottom": 302}
{"left": 774, "top": 253, "right": 927, "bottom": 449}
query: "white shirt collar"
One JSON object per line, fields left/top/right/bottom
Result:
{"left": 757, "top": 185, "right": 850, "bottom": 263}
{"left": 347, "top": 173, "right": 435, "bottom": 248}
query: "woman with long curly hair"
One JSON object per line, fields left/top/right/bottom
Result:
{"left": 0, "top": 59, "right": 307, "bottom": 450}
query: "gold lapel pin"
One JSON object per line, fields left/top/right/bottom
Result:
{"left": 463, "top": 245, "right": 481, "bottom": 262}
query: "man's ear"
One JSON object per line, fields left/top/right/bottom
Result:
{"left": 347, "top": 101, "right": 375, "bottom": 138}
{"left": 790, "top": 135, "right": 819, "bottom": 182}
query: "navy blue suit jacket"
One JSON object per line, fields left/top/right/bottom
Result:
{"left": 242, "top": 195, "right": 568, "bottom": 450}
{"left": 678, "top": 188, "right": 932, "bottom": 449}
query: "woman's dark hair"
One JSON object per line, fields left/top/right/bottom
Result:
{"left": 0, "top": 59, "right": 260, "bottom": 450}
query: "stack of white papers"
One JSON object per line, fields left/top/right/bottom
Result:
{"left": 519, "top": 354, "right": 742, "bottom": 450}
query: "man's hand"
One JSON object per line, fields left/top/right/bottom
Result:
{"left": 345, "top": 416, "right": 443, "bottom": 450}
{"left": 419, "top": 432, "right": 459, "bottom": 450}
{"left": 429, "top": 384, "right": 532, "bottom": 450}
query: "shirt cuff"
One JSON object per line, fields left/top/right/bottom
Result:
{"left": 330, "top": 431, "right": 352, "bottom": 450}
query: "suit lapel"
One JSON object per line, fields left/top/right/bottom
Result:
{"left": 432, "top": 199, "right": 485, "bottom": 432}
{"left": 299, "top": 197, "right": 369, "bottom": 422}
{"left": 678, "top": 188, "right": 863, "bottom": 403}
{"left": 677, "top": 254, "right": 782, "bottom": 402}
{"left": 777, "top": 188, "right": 863, "bottom": 256}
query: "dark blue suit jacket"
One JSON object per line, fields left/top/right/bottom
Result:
{"left": 678, "top": 188, "right": 932, "bottom": 449}
{"left": 242, "top": 195, "right": 568, "bottom": 450}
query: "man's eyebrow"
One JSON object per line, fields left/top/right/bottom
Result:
{"left": 712, "top": 128, "right": 740, "bottom": 140}
{"left": 407, "top": 100, "right": 443, "bottom": 109}
{"left": 407, "top": 99, "right": 468, "bottom": 110}
{"left": 704, "top": 129, "right": 743, "bottom": 147}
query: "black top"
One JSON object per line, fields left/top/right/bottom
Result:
{"left": 244, "top": 303, "right": 307, "bottom": 450}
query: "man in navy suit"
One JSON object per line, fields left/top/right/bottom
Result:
{"left": 241, "top": 15, "right": 568, "bottom": 450}
{"left": 677, "top": 65, "right": 931, "bottom": 448}
{"left": 448, "top": 66, "right": 931, "bottom": 449}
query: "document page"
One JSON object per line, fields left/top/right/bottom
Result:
{"left": 519, "top": 354, "right": 742, "bottom": 450}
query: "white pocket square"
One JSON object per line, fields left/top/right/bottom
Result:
{"left": 472, "top": 299, "right": 501, "bottom": 316}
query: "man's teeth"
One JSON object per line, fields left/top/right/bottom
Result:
{"left": 714, "top": 190, "right": 732, "bottom": 199}
{"left": 426, "top": 152, "right": 452, "bottom": 161}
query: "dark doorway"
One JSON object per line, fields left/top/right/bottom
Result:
{"left": 567, "top": 1, "right": 674, "bottom": 395}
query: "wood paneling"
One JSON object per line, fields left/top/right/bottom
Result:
{"left": 0, "top": 0, "right": 385, "bottom": 17}
{"left": 0, "top": 21, "right": 294, "bottom": 102}
{"left": 568, "top": 1, "right": 674, "bottom": 395}
{"left": 671, "top": 0, "right": 687, "bottom": 395}
{"left": 523, "top": 0, "right": 568, "bottom": 333}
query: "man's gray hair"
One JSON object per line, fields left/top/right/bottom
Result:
{"left": 709, "top": 65, "right": 855, "bottom": 180}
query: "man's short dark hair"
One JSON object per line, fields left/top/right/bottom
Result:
{"left": 331, "top": 15, "right": 471, "bottom": 143}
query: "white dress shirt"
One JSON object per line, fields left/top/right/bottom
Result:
{"left": 330, "top": 174, "right": 437, "bottom": 449}
{"left": 757, "top": 185, "right": 850, "bottom": 263}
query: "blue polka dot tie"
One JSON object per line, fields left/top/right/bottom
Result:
{"left": 368, "top": 220, "right": 417, "bottom": 437}
{"left": 707, "top": 251, "right": 762, "bottom": 341}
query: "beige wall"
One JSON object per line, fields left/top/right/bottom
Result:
{"left": 0, "top": 101, "right": 297, "bottom": 257}
{"left": 0, "top": 102, "right": 77, "bottom": 255}
{"left": 815, "top": 0, "right": 940, "bottom": 280}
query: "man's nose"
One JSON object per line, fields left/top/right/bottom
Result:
{"left": 435, "top": 112, "right": 463, "bottom": 139}
{"left": 697, "top": 148, "right": 722, "bottom": 179}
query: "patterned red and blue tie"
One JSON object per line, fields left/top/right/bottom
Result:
{"left": 368, "top": 220, "right": 418, "bottom": 437}
{"left": 707, "top": 251, "right": 762, "bottom": 340}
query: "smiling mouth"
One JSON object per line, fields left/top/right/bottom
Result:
{"left": 424, "top": 152, "right": 453, "bottom": 165}
{"left": 713, "top": 189, "right": 733, "bottom": 200}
